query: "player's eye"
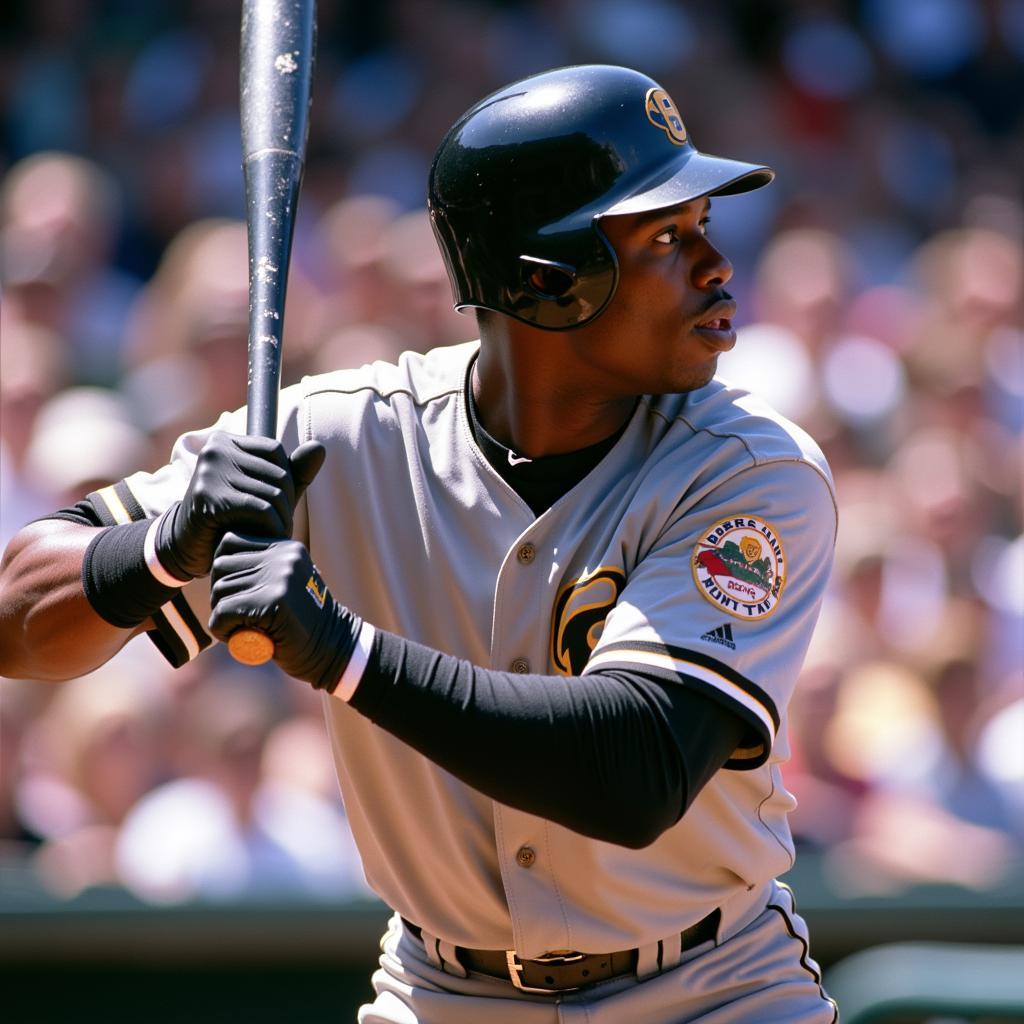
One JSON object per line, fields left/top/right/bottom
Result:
{"left": 699, "top": 217, "right": 711, "bottom": 235}
{"left": 653, "top": 226, "right": 678, "bottom": 245}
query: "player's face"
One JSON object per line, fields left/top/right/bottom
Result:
{"left": 575, "top": 198, "right": 735, "bottom": 395}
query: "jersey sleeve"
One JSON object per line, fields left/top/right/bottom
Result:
{"left": 583, "top": 459, "right": 837, "bottom": 769}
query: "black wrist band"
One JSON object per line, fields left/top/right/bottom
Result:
{"left": 82, "top": 520, "right": 180, "bottom": 629}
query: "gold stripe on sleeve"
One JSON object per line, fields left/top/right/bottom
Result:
{"left": 159, "top": 600, "right": 202, "bottom": 662}
{"left": 95, "top": 485, "right": 132, "bottom": 525}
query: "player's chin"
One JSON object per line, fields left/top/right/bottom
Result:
{"left": 666, "top": 330, "right": 731, "bottom": 390}
{"left": 687, "top": 365, "right": 719, "bottom": 392}
{"left": 670, "top": 353, "right": 721, "bottom": 394}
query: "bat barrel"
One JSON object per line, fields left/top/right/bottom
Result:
{"left": 240, "top": 0, "right": 315, "bottom": 162}
{"left": 240, "top": 0, "right": 316, "bottom": 438}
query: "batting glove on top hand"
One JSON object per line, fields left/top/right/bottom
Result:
{"left": 208, "top": 532, "right": 361, "bottom": 691}
{"left": 155, "top": 432, "right": 326, "bottom": 582}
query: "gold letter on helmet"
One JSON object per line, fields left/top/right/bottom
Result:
{"left": 645, "top": 88, "right": 687, "bottom": 145}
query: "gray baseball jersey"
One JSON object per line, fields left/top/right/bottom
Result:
{"left": 94, "top": 340, "right": 836, "bottom": 959}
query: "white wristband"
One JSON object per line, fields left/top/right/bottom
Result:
{"left": 143, "top": 512, "right": 188, "bottom": 588}
{"left": 332, "top": 622, "right": 376, "bottom": 702}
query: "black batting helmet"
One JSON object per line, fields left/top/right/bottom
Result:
{"left": 428, "top": 64, "right": 774, "bottom": 330}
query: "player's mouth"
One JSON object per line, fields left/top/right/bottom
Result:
{"left": 692, "top": 300, "right": 737, "bottom": 351}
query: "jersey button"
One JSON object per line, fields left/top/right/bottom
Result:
{"left": 516, "top": 543, "right": 536, "bottom": 565}
{"left": 510, "top": 658, "right": 531, "bottom": 673}
{"left": 516, "top": 846, "right": 536, "bottom": 868}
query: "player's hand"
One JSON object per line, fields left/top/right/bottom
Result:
{"left": 156, "top": 432, "right": 326, "bottom": 581}
{"left": 208, "top": 532, "right": 360, "bottom": 691}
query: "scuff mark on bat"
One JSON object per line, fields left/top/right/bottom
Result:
{"left": 275, "top": 52, "right": 298, "bottom": 74}
{"left": 256, "top": 256, "right": 278, "bottom": 282}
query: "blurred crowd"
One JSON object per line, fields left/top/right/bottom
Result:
{"left": 1, "top": 0, "right": 1021, "bottom": 906}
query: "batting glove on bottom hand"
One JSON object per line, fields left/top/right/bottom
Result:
{"left": 208, "top": 532, "right": 361, "bottom": 691}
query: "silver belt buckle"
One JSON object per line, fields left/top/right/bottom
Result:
{"left": 506, "top": 950, "right": 586, "bottom": 994}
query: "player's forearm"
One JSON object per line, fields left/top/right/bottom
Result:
{"left": 0, "top": 522, "right": 144, "bottom": 680}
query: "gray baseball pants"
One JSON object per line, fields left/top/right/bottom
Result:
{"left": 358, "top": 881, "right": 838, "bottom": 1023}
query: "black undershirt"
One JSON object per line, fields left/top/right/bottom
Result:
{"left": 464, "top": 369, "right": 631, "bottom": 516}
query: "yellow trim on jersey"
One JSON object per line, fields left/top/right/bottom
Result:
{"left": 95, "top": 485, "right": 131, "bottom": 525}
{"left": 583, "top": 646, "right": 777, "bottom": 743}
{"left": 160, "top": 600, "right": 201, "bottom": 662}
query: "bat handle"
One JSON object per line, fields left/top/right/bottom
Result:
{"left": 229, "top": 628, "right": 276, "bottom": 666}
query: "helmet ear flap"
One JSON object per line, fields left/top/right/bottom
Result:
{"left": 519, "top": 256, "right": 577, "bottom": 299}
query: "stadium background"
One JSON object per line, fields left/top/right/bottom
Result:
{"left": 1, "top": 1, "right": 1021, "bottom": 1019}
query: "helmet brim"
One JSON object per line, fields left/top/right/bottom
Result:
{"left": 600, "top": 152, "right": 774, "bottom": 219}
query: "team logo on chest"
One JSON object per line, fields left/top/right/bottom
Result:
{"left": 692, "top": 516, "right": 786, "bottom": 620}
{"left": 551, "top": 566, "right": 626, "bottom": 675}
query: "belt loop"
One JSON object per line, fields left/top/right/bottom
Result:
{"left": 419, "top": 927, "right": 444, "bottom": 970}
{"left": 438, "top": 939, "right": 469, "bottom": 978}
{"left": 659, "top": 932, "right": 682, "bottom": 971}
{"left": 635, "top": 939, "right": 661, "bottom": 980}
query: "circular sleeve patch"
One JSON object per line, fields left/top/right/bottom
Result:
{"left": 691, "top": 515, "right": 786, "bottom": 620}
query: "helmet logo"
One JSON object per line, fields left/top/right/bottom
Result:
{"left": 645, "top": 88, "right": 687, "bottom": 146}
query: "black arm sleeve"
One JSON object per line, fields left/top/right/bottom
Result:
{"left": 35, "top": 499, "right": 105, "bottom": 527}
{"left": 349, "top": 630, "right": 746, "bottom": 848}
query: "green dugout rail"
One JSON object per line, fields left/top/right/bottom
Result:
{"left": 824, "top": 943, "right": 1024, "bottom": 1022}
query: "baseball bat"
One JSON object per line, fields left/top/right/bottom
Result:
{"left": 228, "top": 0, "right": 316, "bottom": 667}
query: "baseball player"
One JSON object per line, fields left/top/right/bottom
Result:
{"left": 0, "top": 66, "right": 838, "bottom": 1021}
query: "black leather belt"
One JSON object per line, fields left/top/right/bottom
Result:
{"left": 401, "top": 908, "right": 720, "bottom": 994}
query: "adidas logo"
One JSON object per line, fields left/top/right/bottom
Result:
{"left": 700, "top": 623, "right": 736, "bottom": 650}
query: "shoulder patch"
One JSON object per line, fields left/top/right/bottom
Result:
{"left": 692, "top": 515, "right": 786, "bottom": 620}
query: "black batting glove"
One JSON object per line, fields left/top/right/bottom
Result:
{"left": 208, "top": 532, "right": 361, "bottom": 691}
{"left": 156, "top": 432, "right": 326, "bottom": 581}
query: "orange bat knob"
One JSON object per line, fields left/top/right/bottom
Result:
{"left": 228, "top": 628, "right": 275, "bottom": 666}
